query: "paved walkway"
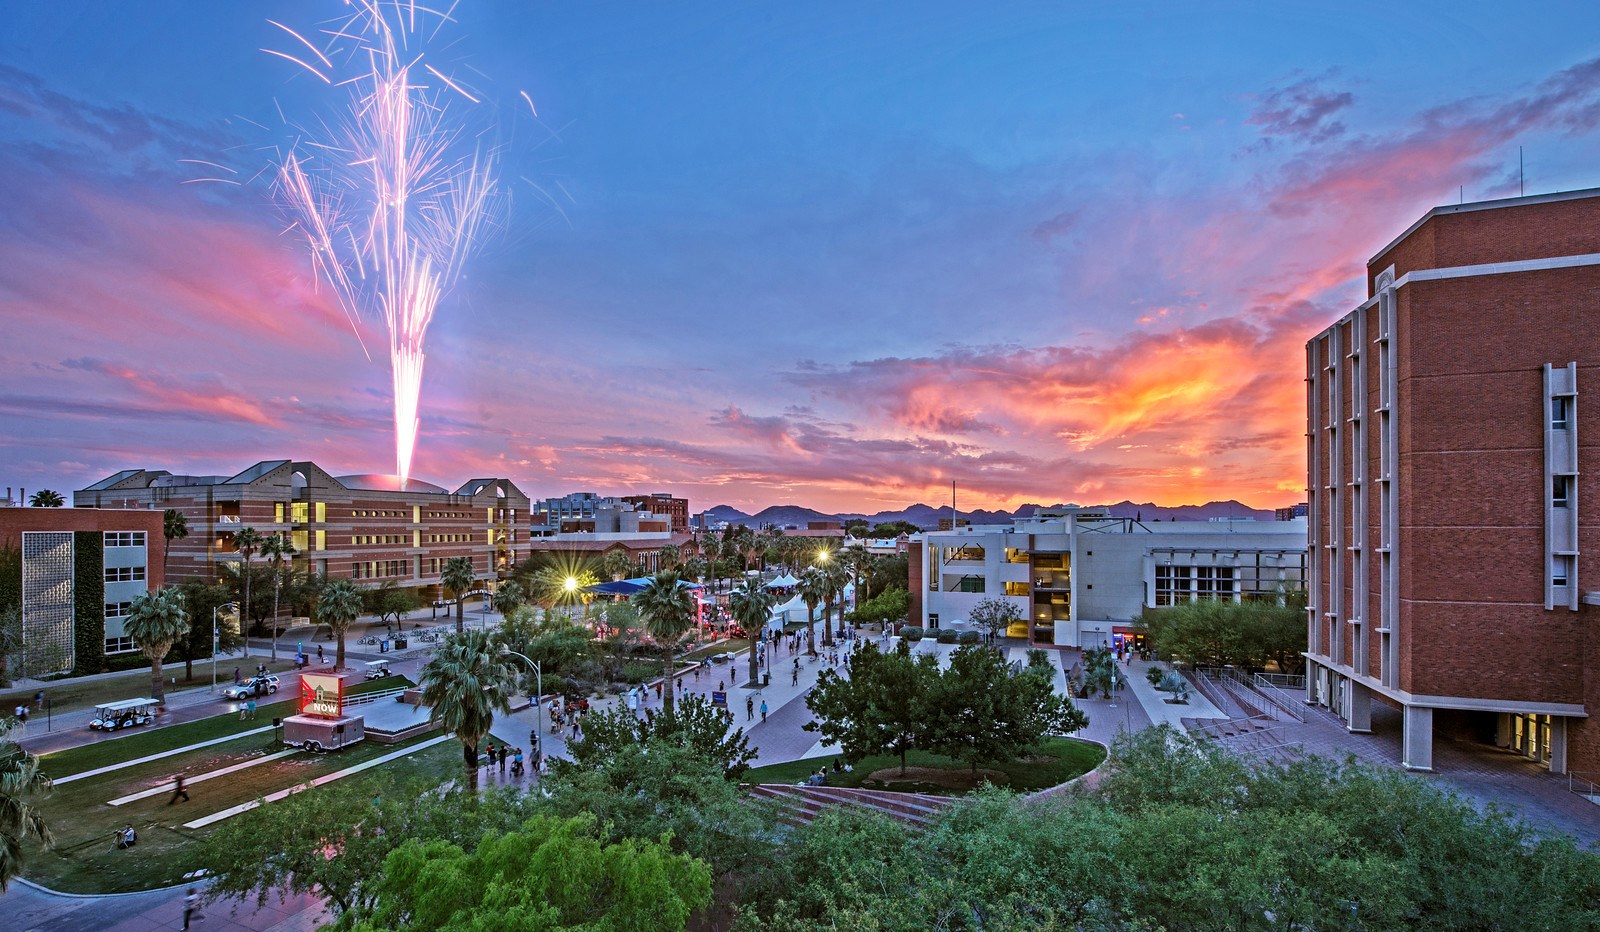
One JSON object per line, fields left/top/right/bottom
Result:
{"left": 1, "top": 881, "right": 332, "bottom": 932}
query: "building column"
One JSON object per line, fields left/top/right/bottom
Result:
{"left": 1402, "top": 705, "right": 1433, "bottom": 772}
{"left": 1346, "top": 680, "right": 1373, "bottom": 734}
{"left": 1549, "top": 717, "right": 1569, "bottom": 775}
{"left": 1305, "top": 660, "right": 1318, "bottom": 706}
{"left": 1495, "top": 713, "right": 1512, "bottom": 749}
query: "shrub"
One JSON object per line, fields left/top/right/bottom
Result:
{"left": 958, "top": 630, "right": 980, "bottom": 645}
{"left": 936, "top": 629, "right": 958, "bottom": 644}
{"left": 1146, "top": 666, "right": 1166, "bottom": 687}
{"left": 900, "top": 626, "right": 924, "bottom": 642}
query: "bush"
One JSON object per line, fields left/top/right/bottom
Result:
{"left": 936, "top": 629, "right": 959, "bottom": 644}
{"left": 900, "top": 626, "right": 924, "bottom": 642}
{"left": 958, "top": 630, "right": 980, "bottom": 645}
{"left": 1146, "top": 666, "right": 1166, "bottom": 686}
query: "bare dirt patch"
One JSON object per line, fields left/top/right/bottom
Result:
{"left": 863, "top": 765, "right": 1010, "bottom": 792}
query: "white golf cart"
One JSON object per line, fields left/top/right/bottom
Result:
{"left": 362, "top": 659, "right": 393, "bottom": 680}
{"left": 89, "top": 698, "right": 158, "bottom": 731}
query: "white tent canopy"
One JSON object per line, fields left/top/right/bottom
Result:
{"left": 766, "top": 573, "right": 800, "bottom": 588}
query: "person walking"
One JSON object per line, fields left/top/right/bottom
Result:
{"left": 317, "top": 644, "right": 325, "bottom": 664}
{"left": 485, "top": 741, "right": 497, "bottom": 771}
{"left": 247, "top": 699, "right": 257, "bottom": 720}
{"left": 792, "top": 659, "right": 800, "bottom": 686}
{"left": 232, "top": 666, "right": 241, "bottom": 685}
{"left": 760, "top": 699, "right": 768, "bottom": 722}
{"left": 168, "top": 775, "right": 189, "bottom": 805}
{"left": 181, "top": 887, "right": 203, "bottom": 928}
{"left": 498, "top": 744, "right": 508, "bottom": 774}
{"left": 746, "top": 697, "right": 754, "bottom": 721}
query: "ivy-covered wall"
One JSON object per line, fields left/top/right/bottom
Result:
{"left": 0, "top": 543, "right": 19, "bottom": 612}
{"left": 73, "top": 530, "right": 105, "bottom": 675}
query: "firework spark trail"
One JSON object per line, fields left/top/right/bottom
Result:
{"left": 268, "top": 1, "right": 499, "bottom": 485}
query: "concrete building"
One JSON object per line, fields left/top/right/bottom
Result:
{"left": 911, "top": 508, "right": 1306, "bottom": 648}
{"left": 533, "top": 492, "right": 619, "bottom": 534}
{"left": 0, "top": 507, "right": 165, "bottom": 674}
{"left": 1305, "top": 188, "right": 1600, "bottom": 775}
{"left": 74, "top": 461, "right": 527, "bottom": 603}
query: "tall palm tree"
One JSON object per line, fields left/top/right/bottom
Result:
{"left": 842, "top": 542, "right": 873, "bottom": 607}
{"left": 601, "top": 549, "right": 632, "bottom": 583}
{"left": 491, "top": 580, "right": 525, "bottom": 616}
{"left": 0, "top": 718, "right": 52, "bottom": 891}
{"left": 657, "top": 543, "right": 681, "bottom": 571}
{"left": 260, "top": 532, "right": 295, "bottom": 662}
{"left": 419, "top": 629, "right": 514, "bottom": 795}
{"left": 124, "top": 587, "right": 190, "bottom": 703}
{"left": 820, "top": 558, "right": 850, "bottom": 646}
{"left": 317, "top": 578, "right": 363, "bottom": 671}
{"left": 798, "top": 566, "right": 826, "bottom": 654}
{"left": 441, "top": 557, "right": 476, "bottom": 633}
{"left": 161, "top": 508, "right": 188, "bottom": 579}
{"left": 729, "top": 580, "right": 776, "bottom": 688}
{"left": 26, "top": 490, "right": 63, "bottom": 508}
{"left": 233, "top": 526, "right": 263, "bottom": 658}
{"left": 633, "top": 571, "right": 695, "bottom": 715}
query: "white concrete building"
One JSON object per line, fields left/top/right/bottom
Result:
{"left": 912, "top": 508, "right": 1307, "bottom": 648}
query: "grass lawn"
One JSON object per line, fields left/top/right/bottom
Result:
{"left": 24, "top": 727, "right": 457, "bottom": 894}
{"left": 742, "top": 737, "right": 1105, "bottom": 797}
{"left": 0, "top": 659, "right": 303, "bottom": 720}
{"left": 681, "top": 639, "right": 745, "bottom": 663}
{"left": 40, "top": 676, "right": 414, "bottom": 779}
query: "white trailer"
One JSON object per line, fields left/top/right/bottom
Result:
{"left": 281, "top": 713, "right": 365, "bottom": 752}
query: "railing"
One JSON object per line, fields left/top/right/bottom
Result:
{"left": 342, "top": 686, "right": 409, "bottom": 708}
{"left": 1254, "top": 672, "right": 1306, "bottom": 690}
{"left": 1569, "top": 770, "right": 1600, "bottom": 805}
{"left": 1251, "top": 673, "right": 1308, "bottom": 722}
{"left": 216, "top": 515, "right": 241, "bottom": 525}
{"left": 1193, "top": 667, "right": 1306, "bottom": 723}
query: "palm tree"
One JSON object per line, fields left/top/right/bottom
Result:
{"left": 600, "top": 549, "right": 632, "bottom": 582}
{"left": 441, "top": 557, "right": 476, "bottom": 633}
{"left": 161, "top": 508, "right": 188, "bottom": 579}
{"left": 260, "top": 532, "right": 295, "bottom": 662}
{"left": 657, "top": 543, "right": 681, "bottom": 571}
{"left": 820, "top": 558, "right": 850, "bottom": 646}
{"left": 842, "top": 542, "right": 873, "bottom": 606}
{"left": 729, "top": 581, "right": 776, "bottom": 688}
{"left": 0, "top": 718, "right": 52, "bottom": 891}
{"left": 316, "top": 578, "right": 363, "bottom": 671}
{"left": 233, "top": 526, "right": 263, "bottom": 658}
{"left": 419, "top": 629, "right": 514, "bottom": 795}
{"left": 492, "top": 580, "right": 525, "bottom": 616}
{"left": 798, "top": 566, "right": 826, "bottom": 654}
{"left": 26, "top": 490, "right": 63, "bottom": 508}
{"left": 124, "top": 587, "right": 190, "bottom": 703}
{"left": 633, "top": 571, "right": 695, "bottom": 715}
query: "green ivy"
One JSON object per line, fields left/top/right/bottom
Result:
{"left": 0, "top": 543, "right": 20, "bottom": 611}
{"left": 73, "top": 530, "right": 105, "bottom": 675}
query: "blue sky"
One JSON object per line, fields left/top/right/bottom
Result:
{"left": 4, "top": 1, "right": 1600, "bottom": 511}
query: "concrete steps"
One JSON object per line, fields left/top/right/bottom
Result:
{"left": 747, "top": 783, "right": 952, "bottom": 829}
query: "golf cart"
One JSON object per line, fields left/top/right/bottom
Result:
{"left": 363, "top": 659, "right": 393, "bottom": 680}
{"left": 90, "top": 698, "right": 158, "bottom": 731}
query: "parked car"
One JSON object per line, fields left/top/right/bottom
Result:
{"left": 221, "top": 675, "right": 280, "bottom": 700}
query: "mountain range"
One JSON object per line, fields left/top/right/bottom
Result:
{"left": 702, "top": 499, "right": 1285, "bottom": 530}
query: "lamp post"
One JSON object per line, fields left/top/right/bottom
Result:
{"left": 212, "top": 601, "right": 237, "bottom": 693}
{"left": 501, "top": 649, "right": 543, "bottom": 785}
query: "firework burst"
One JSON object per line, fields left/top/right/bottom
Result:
{"left": 268, "top": 1, "right": 500, "bottom": 485}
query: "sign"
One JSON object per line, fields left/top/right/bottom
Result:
{"left": 301, "top": 673, "right": 345, "bottom": 719}
{"left": 711, "top": 690, "right": 727, "bottom": 708}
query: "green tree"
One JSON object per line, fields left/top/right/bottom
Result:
{"left": 492, "top": 579, "right": 526, "bottom": 617}
{"left": 348, "top": 813, "right": 712, "bottom": 932}
{"left": 865, "top": 552, "right": 910, "bottom": 597}
{"left": 123, "top": 587, "right": 190, "bottom": 702}
{"left": 259, "top": 531, "right": 295, "bottom": 661}
{"left": 232, "top": 526, "right": 263, "bottom": 655}
{"left": 0, "top": 719, "right": 51, "bottom": 891}
{"left": 924, "top": 644, "right": 1088, "bottom": 771}
{"left": 442, "top": 556, "right": 477, "bottom": 633}
{"left": 819, "top": 556, "right": 849, "bottom": 646}
{"left": 26, "top": 489, "right": 63, "bottom": 507}
{"left": 841, "top": 541, "right": 873, "bottom": 605}
{"left": 657, "top": 542, "right": 681, "bottom": 571}
{"left": 869, "top": 520, "right": 920, "bottom": 538}
{"left": 421, "top": 628, "right": 515, "bottom": 794}
{"left": 600, "top": 601, "right": 642, "bottom": 681}
{"left": 566, "top": 693, "right": 755, "bottom": 780}
{"left": 601, "top": 549, "right": 632, "bottom": 582}
{"left": 633, "top": 571, "right": 694, "bottom": 714}
{"left": 317, "top": 578, "right": 364, "bottom": 671}
{"left": 804, "top": 641, "right": 939, "bottom": 774}
{"left": 729, "top": 580, "right": 775, "bottom": 687}
{"left": 529, "top": 566, "right": 597, "bottom": 609}
{"left": 0, "top": 605, "right": 20, "bottom": 689}
{"left": 848, "top": 588, "right": 910, "bottom": 626}
{"left": 366, "top": 583, "right": 419, "bottom": 631}
{"left": 845, "top": 522, "right": 870, "bottom": 539}
{"left": 1135, "top": 591, "right": 1308, "bottom": 673}
{"left": 968, "top": 597, "right": 1023, "bottom": 640}
{"left": 170, "top": 580, "right": 242, "bottom": 680}
{"left": 161, "top": 508, "right": 188, "bottom": 578}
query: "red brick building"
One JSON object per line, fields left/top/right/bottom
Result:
{"left": 0, "top": 507, "right": 165, "bottom": 674}
{"left": 1305, "top": 189, "right": 1600, "bottom": 774}
{"left": 620, "top": 494, "right": 690, "bottom": 533}
{"left": 73, "top": 461, "right": 527, "bottom": 603}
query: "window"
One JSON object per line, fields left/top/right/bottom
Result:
{"left": 1553, "top": 396, "right": 1571, "bottom": 429}
{"left": 954, "top": 576, "right": 986, "bottom": 593}
{"left": 103, "top": 566, "right": 145, "bottom": 583}
{"left": 1553, "top": 475, "right": 1572, "bottom": 508}
{"left": 103, "top": 531, "right": 147, "bottom": 548}
{"left": 104, "top": 636, "right": 136, "bottom": 654}
{"left": 275, "top": 502, "right": 285, "bottom": 523}
{"left": 315, "top": 502, "right": 326, "bottom": 523}
{"left": 1155, "top": 565, "right": 1237, "bottom": 606}
{"left": 1553, "top": 556, "right": 1571, "bottom": 587}
{"left": 104, "top": 601, "right": 133, "bottom": 620}
{"left": 315, "top": 530, "right": 326, "bottom": 551}
{"left": 290, "top": 502, "right": 308, "bottom": 523}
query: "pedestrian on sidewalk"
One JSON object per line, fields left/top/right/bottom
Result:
{"left": 181, "top": 887, "right": 204, "bottom": 928}
{"left": 746, "top": 697, "right": 754, "bottom": 721}
{"left": 168, "top": 775, "right": 189, "bottom": 805}
{"left": 232, "top": 666, "right": 240, "bottom": 685}
{"left": 760, "top": 700, "right": 768, "bottom": 722}
{"left": 247, "top": 699, "right": 257, "bottom": 720}
{"left": 499, "top": 745, "right": 507, "bottom": 774}
{"left": 317, "top": 645, "right": 325, "bottom": 664}
{"left": 486, "top": 741, "right": 497, "bottom": 770}
{"left": 792, "top": 660, "right": 799, "bottom": 686}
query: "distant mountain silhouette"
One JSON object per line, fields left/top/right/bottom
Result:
{"left": 703, "top": 498, "right": 1281, "bottom": 530}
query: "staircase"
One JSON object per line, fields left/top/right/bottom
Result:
{"left": 747, "top": 783, "right": 952, "bottom": 829}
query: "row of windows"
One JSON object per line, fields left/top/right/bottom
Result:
{"left": 354, "top": 534, "right": 409, "bottom": 546}
{"left": 428, "top": 533, "right": 474, "bottom": 543}
{"left": 105, "top": 601, "right": 134, "bottom": 620}
{"left": 104, "top": 566, "right": 146, "bottom": 583}
{"left": 104, "top": 531, "right": 147, "bottom": 548}
{"left": 1154, "top": 565, "right": 1236, "bottom": 606}
{"left": 105, "top": 636, "right": 136, "bottom": 655}
{"left": 352, "top": 560, "right": 409, "bottom": 580}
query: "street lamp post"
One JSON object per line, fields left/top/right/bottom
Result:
{"left": 212, "top": 601, "right": 237, "bottom": 693}
{"left": 502, "top": 649, "right": 543, "bottom": 785}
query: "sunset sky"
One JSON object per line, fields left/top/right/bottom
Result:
{"left": 4, "top": 1, "right": 1600, "bottom": 514}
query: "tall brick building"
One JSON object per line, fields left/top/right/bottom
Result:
{"left": 74, "top": 461, "right": 527, "bottom": 603}
{"left": 621, "top": 493, "right": 690, "bottom": 533}
{"left": 1305, "top": 189, "right": 1600, "bottom": 774}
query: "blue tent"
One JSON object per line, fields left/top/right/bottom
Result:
{"left": 583, "top": 576, "right": 703, "bottom": 597}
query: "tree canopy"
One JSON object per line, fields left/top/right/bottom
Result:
{"left": 1136, "top": 590, "right": 1307, "bottom": 673}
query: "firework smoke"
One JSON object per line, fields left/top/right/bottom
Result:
{"left": 268, "top": 2, "right": 499, "bottom": 485}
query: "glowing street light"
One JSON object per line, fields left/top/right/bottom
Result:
{"left": 563, "top": 576, "right": 578, "bottom": 593}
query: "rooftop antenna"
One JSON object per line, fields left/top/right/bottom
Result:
{"left": 951, "top": 480, "right": 957, "bottom": 530}
{"left": 1460, "top": 185, "right": 1464, "bottom": 205}
{"left": 1520, "top": 146, "right": 1525, "bottom": 196}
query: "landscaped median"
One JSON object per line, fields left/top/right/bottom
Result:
{"left": 741, "top": 736, "right": 1105, "bottom": 796}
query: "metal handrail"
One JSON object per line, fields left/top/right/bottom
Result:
{"left": 1251, "top": 674, "right": 1308, "bottom": 722}
{"left": 1569, "top": 770, "right": 1600, "bottom": 802}
{"left": 343, "top": 686, "right": 408, "bottom": 707}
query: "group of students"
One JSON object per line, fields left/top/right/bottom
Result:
{"left": 804, "top": 758, "right": 854, "bottom": 786}
{"left": 482, "top": 740, "right": 535, "bottom": 778}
